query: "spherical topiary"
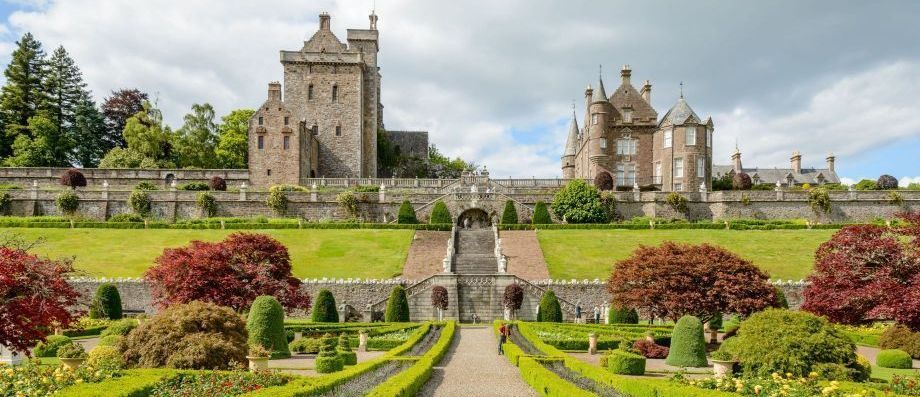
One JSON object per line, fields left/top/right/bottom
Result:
{"left": 732, "top": 172, "right": 753, "bottom": 190}
{"left": 33, "top": 335, "right": 72, "bottom": 357}
{"left": 594, "top": 171, "right": 614, "bottom": 191}
{"left": 876, "top": 349, "right": 913, "bottom": 369}
{"left": 384, "top": 285, "right": 410, "bottom": 322}
{"left": 877, "top": 174, "right": 899, "bottom": 190}
{"left": 247, "top": 295, "right": 290, "bottom": 359}
{"left": 536, "top": 290, "right": 562, "bottom": 322}
{"left": 607, "top": 350, "right": 646, "bottom": 375}
{"left": 196, "top": 192, "right": 218, "bottom": 217}
{"left": 89, "top": 283, "right": 123, "bottom": 320}
{"left": 56, "top": 190, "right": 79, "bottom": 215}
{"left": 266, "top": 186, "right": 288, "bottom": 215}
{"left": 337, "top": 334, "right": 357, "bottom": 365}
{"left": 879, "top": 325, "right": 920, "bottom": 359}
{"left": 608, "top": 305, "right": 639, "bottom": 324}
{"left": 397, "top": 200, "right": 417, "bottom": 224}
{"left": 429, "top": 200, "right": 452, "bottom": 224}
{"left": 665, "top": 315, "right": 708, "bottom": 367}
{"left": 128, "top": 189, "right": 152, "bottom": 218}
{"left": 311, "top": 289, "right": 339, "bottom": 323}
{"left": 315, "top": 333, "right": 344, "bottom": 373}
{"left": 208, "top": 176, "right": 227, "bottom": 191}
{"left": 431, "top": 285, "right": 449, "bottom": 311}
{"left": 87, "top": 345, "right": 123, "bottom": 370}
{"left": 532, "top": 201, "right": 552, "bottom": 224}
{"left": 500, "top": 200, "right": 518, "bottom": 225}
{"left": 59, "top": 168, "right": 87, "bottom": 189}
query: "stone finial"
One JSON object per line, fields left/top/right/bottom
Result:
{"left": 102, "top": 180, "right": 109, "bottom": 189}
{"left": 311, "top": 183, "right": 318, "bottom": 190}
{"left": 32, "top": 180, "right": 38, "bottom": 188}
{"left": 241, "top": 182, "right": 247, "bottom": 190}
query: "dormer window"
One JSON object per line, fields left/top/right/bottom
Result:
{"left": 623, "top": 109, "right": 633, "bottom": 123}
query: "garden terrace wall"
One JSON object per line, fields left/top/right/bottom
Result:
{"left": 0, "top": 167, "right": 250, "bottom": 189}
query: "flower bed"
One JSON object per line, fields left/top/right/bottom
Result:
{"left": 528, "top": 323, "right": 672, "bottom": 351}
{"left": 3, "top": 360, "right": 120, "bottom": 397}
{"left": 149, "top": 370, "right": 288, "bottom": 396}
{"left": 674, "top": 372, "right": 893, "bottom": 397}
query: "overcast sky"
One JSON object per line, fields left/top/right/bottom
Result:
{"left": 0, "top": 0, "right": 918, "bottom": 183}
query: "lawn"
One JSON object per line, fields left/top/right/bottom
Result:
{"left": 2, "top": 228, "right": 414, "bottom": 279}
{"left": 537, "top": 229, "right": 835, "bottom": 281}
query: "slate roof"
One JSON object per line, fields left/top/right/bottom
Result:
{"left": 591, "top": 77, "right": 608, "bottom": 103}
{"left": 609, "top": 82, "right": 657, "bottom": 122}
{"left": 563, "top": 113, "right": 579, "bottom": 157}
{"left": 712, "top": 165, "right": 841, "bottom": 185}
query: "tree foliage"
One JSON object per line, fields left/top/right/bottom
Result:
{"left": 215, "top": 108, "right": 254, "bottom": 169}
{"left": 145, "top": 232, "right": 311, "bottom": 312}
{"left": 4, "top": 114, "right": 74, "bottom": 167}
{"left": 594, "top": 171, "right": 613, "bottom": 191}
{"left": 429, "top": 200, "right": 451, "bottom": 224}
{"left": 500, "top": 200, "right": 518, "bottom": 225}
{"left": 607, "top": 242, "right": 777, "bottom": 324}
{"left": 537, "top": 290, "right": 562, "bottom": 322}
{"left": 174, "top": 103, "right": 219, "bottom": 168}
{"left": 59, "top": 168, "right": 86, "bottom": 189}
{"left": 0, "top": 33, "right": 48, "bottom": 158}
{"left": 503, "top": 284, "right": 524, "bottom": 311}
{"left": 431, "top": 285, "right": 449, "bottom": 310}
{"left": 208, "top": 176, "right": 226, "bottom": 191}
{"left": 531, "top": 201, "right": 552, "bottom": 224}
{"left": 101, "top": 101, "right": 173, "bottom": 168}
{"left": 877, "top": 174, "right": 899, "bottom": 190}
{"left": 551, "top": 179, "right": 607, "bottom": 224}
{"left": 101, "top": 88, "right": 148, "bottom": 150}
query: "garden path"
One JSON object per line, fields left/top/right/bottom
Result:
{"left": 418, "top": 326, "right": 537, "bottom": 397}
{"left": 268, "top": 350, "right": 385, "bottom": 376}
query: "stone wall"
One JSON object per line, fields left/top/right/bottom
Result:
{"left": 0, "top": 168, "right": 249, "bottom": 190}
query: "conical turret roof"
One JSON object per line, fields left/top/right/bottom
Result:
{"left": 658, "top": 97, "right": 701, "bottom": 127}
{"left": 563, "top": 112, "right": 579, "bottom": 157}
{"left": 591, "top": 77, "right": 607, "bottom": 103}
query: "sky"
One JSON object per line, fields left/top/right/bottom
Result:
{"left": 0, "top": 0, "right": 917, "bottom": 183}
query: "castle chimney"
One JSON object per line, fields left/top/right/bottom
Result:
{"left": 731, "top": 147, "right": 742, "bottom": 173}
{"left": 268, "top": 82, "right": 282, "bottom": 101}
{"left": 584, "top": 84, "right": 593, "bottom": 109}
{"left": 791, "top": 151, "right": 802, "bottom": 174}
{"left": 319, "top": 12, "right": 331, "bottom": 30}
{"left": 640, "top": 80, "right": 652, "bottom": 103}
{"left": 826, "top": 153, "right": 835, "bottom": 173}
{"left": 621, "top": 64, "right": 632, "bottom": 85}
{"left": 369, "top": 11, "right": 378, "bottom": 30}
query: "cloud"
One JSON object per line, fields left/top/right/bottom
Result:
{"left": 900, "top": 176, "right": 920, "bottom": 187}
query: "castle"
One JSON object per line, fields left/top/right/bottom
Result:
{"left": 248, "top": 12, "right": 428, "bottom": 187}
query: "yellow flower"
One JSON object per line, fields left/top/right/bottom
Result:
{"left": 808, "top": 371, "right": 818, "bottom": 378}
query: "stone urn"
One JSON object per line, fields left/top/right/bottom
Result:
{"left": 358, "top": 331, "right": 369, "bottom": 352}
{"left": 60, "top": 358, "right": 85, "bottom": 371}
{"left": 588, "top": 333, "right": 598, "bottom": 355}
{"left": 247, "top": 356, "right": 270, "bottom": 371}
{"left": 711, "top": 360, "right": 736, "bottom": 378}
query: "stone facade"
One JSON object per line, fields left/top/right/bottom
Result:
{"left": 249, "top": 82, "right": 318, "bottom": 187}
{"left": 713, "top": 150, "right": 840, "bottom": 187}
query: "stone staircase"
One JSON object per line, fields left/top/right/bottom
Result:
{"left": 453, "top": 229, "right": 497, "bottom": 274}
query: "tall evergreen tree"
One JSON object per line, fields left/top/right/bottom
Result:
{"left": 42, "top": 46, "right": 103, "bottom": 166}
{"left": 174, "top": 103, "right": 219, "bottom": 168}
{"left": 215, "top": 108, "right": 254, "bottom": 169}
{"left": 4, "top": 113, "right": 74, "bottom": 167}
{"left": 101, "top": 88, "right": 147, "bottom": 151}
{"left": 73, "top": 99, "right": 106, "bottom": 167}
{"left": 0, "top": 33, "right": 48, "bottom": 158}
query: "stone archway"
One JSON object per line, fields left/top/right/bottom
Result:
{"left": 457, "top": 208, "right": 491, "bottom": 229}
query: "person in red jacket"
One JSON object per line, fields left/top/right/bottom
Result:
{"left": 498, "top": 323, "right": 512, "bottom": 355}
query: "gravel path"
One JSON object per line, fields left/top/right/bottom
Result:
{"left": 418, "top": 326, "right": 537, "bottom": 397}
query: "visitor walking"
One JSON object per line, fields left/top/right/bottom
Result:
{"left": 498, "top": 323, "right": 511, "bottom": 355}
{"left": 575, "top": 303, "right": 582, "bottom": 324}
{"left": 593, "top": 305, "right": 600, "bottom": 324}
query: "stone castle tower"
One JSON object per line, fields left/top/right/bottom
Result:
{"left": 563, "top": 65, "right": 714, "bottom": 192}
{"left": 250, "top": 12, "right": 382, "bottom": 186}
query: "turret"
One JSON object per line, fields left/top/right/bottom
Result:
{"left": 561, "top": 112, "right": 579, "bottom": 179}
{"left": 588, "top": 75, "right": 610, "bottom": 164}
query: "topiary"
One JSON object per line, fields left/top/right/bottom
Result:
{"left": 531, "top": 201, "right": 552, "bottom": 224}
{"left": 56, "top": 190, "right": 79, "bottom": 215}
{"left": 311, "top": 289, "right": 339, "bottom": 323}
{"left": 128, "top": 189, "right": 152, "bottom": 218}
{"left": 89, "top": 283, "right": 123, "bottom": 320}
{"left": 718, "top": 309, "right": 861, "bottom": 379}
{"left": 608, "top": 305, "right": 638, "bottom": 324}
{"left": 195, "top": 192, "right": 218, "bottom": 218}
{"left": 808, "top": 187, "right": 831, "bottom": 214}
{"left": 120, "top": 301, "right": 247, "bottom": 370}
{"left": 536, "top": 290, "right": 562, "bottom": 322}
{"left": 289, "top": 338, "right": 321, "bottom": 354}
{"left": 665, "top": 315, "right": 708, "bottom": 367}
{"left": 315, "top": 333, "right": 344, "bottom": 373}
{"left": 87, "top": 345, "right": 122, "bottom": 371}
{"left": 429, "top": 200, "right": 451, "bottom": 224}
{"left": 501, "top": 200, "right": 518, "bottom": 225}
{"left": 247, "top": 295, "right": 290, "bottom": 359}
{"left": 879, "top": 325, "right": 920, "bottom": 359}
{"left": 774, "top": 287, "right": 789, "bottom": 309}
{"left": 397, "top": 200, "right": 417, "bottom": 224}
{"left": 877, "top": 174, "right": 899, "bottom": 190}
{"left": 33, "top": 335, "right": 72, "bottom": 357}
{"left": 100, "top": 319, "right": 136, "bottom": 337}
{"left": 877, "top": 349, "right": 912, "bottom": 369}
{"left": 60, "top": 168, "right": 87, "bottom": 189}
{"left": 503, "top": 284, "right": 524, "bottom": 317}
{"left": 594, "top": 171, "right": 614, "bottom": 191}
{"left": 208, "top": 176, "right": 227, "bottom": 191}
{"left": 606, "top": 350, "right": 646, "bottom": 375}
{"left": 431, "top": 285, "right": 449, "bottom": 311}
{"left": 266, "top": 186, "right": 288, "bottom": 215}
{"left": 384, "top": 285, "right": 410, "bottom": 322}
{"left": 337, "top": 334, "right": 357, "bottom": 365}
{"left": 732, "top": 172, "right": 752, "bottom": 190}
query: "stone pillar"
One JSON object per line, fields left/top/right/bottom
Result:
{"left": 699, "top": 182, "right": 708, "bottom": 202}
{"left": 310, "top": 184, "right": 318, "bottom": 202}
{"left": 379, "top": 184, "right": 386, "bottom": 202}
{"left": 588, "top": 333, "right": 598, "bottom": 355}
{"left": 358, "top": 331, "right": 368, "bottom": 352}
{"left": 0, "top": 343, "right": 22, "bottom": 366}
{"left": 101, "top": 180, "right": 110, "bottom": 219}
{"left": 239, "top": 183, "right": 247, "bottom": 201}
{"left": 294, "top": 332, "right": 302, "bottom": 341}
{"left": 170, "top": 183, "right": 179, "bottom": 222}
{"left": 775, "top": 182, "right": 784, "bottom": 201}
{"left": 848, "top": 185, "right": 857, "bottom": 201}
{"left": 633, "top": 183, "right": 640, "bottom": 201}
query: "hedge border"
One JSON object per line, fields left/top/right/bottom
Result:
{"left": 364, "top": 321, "right": 457, "bottom": 397}
{"left": 0, "top": 220, "right": 453, "bottom": 231}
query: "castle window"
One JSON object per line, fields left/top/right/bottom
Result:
{"left": 686, "top": 126, "right": 697, "bottom": 146}
{"left": 616, "top": 139, "right": 636, "bottom": 155}
{"left": 591, "top": 114, "right": 598, "bottom": 125}
{"left": 697, "top": 157, "right": 705, "bottom": 178}
{"left": 308, "top": 84, "right": 314, "bottom": 100}
{"left": 674, "top": 158, "right": 684, "bottom": 178}
{"left": 616, "top": 163, "right": 636, "bottom": 186}
{"left": 332, "top": 85, "right": 338, "bottom": 102}
{"left": 654, "top": 162, "right": 662, "bottom": 182}
{"left": 267, "top": 169, "right": 271, "bottom": 176}
{"left": 312, "top": 125, "right": 318, "bottom": 135}
{"left": 664, "top": 129, "right": 673, "bottom": 148}
{"left": 674, "top": 183, "right": 683, "bottom": 192}
{"left": 623, "top": 109, "right": 633, "bottom": 123}
{"left": 707, "top": 128, "right": 713, "bottom": 148}
{"left": 284, "top": 116, "right": 289, "bottom": 126}
{"left": 258, "top": 116, "right": 263, "bottom": 126}
{"left": 335, "top": 126, "right": 342, "bottom": 136}
{"left": 283, "top": 135, "right": 290, "bottom": 150}
{"left": 599, "top": 137, "right": 607, "bottom": 149}
{"left": 257, "top": 135, "right": 264, "bottom": 150}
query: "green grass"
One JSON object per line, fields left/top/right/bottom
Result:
{"left": 538, "top": 229, "right": 835, "bottom": 280}
{"left": 871, "top": 365, "right": 919, "bottom": 381}
{"left": 3, "top": 228, "right": 414, "bottom": 279}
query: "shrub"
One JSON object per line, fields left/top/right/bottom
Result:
{"left": 196, "top": 192, "right": 218, "bottom": 217}
{"left": 385, "top": 285, "right": 410, "bottom": 322}
{"left": 56, "top": 341, "right": 87, "bottom": 359}
{"left": 808, "top": 187, "right": 831, "bottom": 214}
{"left": 503, "top": 284, "right": 524, "bottom": 318}
{"left": 108, "top": 213, "right": 143, "bottom": 222}
{"left": 266, "top": 186, "right": 288, "bottom": 215}
{"left": 429, "top": 200, "right": 451, "bottom": 224}
{"left": 431, "top": 285, "right": 448, "bottom": 310}
{"left": 315, "top": 334, "right": 344, "bottom": 373}
{"left": 397, "top": 200, "right": 417, "bottom": 224}
{"left": 666, "top": 315, "right": 708, "bottom": 367}
{"left": 594, "top": 171, "right": 614, "bottom": 191}
{"left": 247, "top": 295, "right": 290, "bottom": 359}
{"left": 732, "top": 172, "right": 752, "bottom": 190}
{"left": 87, "top": 345, "right": 122, "bottom": 370}
{"left": 89, "top": 283, "right": 123, "bottom": 320}
{"left": 501, "top": 200, "right": 518, "bottom": 225}
{"left": 877, "top": 349, "right": 913, "bottom": 369}
{"left": 532, "top": 201, "right": 552, "bottom": 224}
{"left": 877, "top": 174, "right": 899, "bottom": 190}
{"left": 608, "top": 305, "right": 639, "bottom": 324}
{"left": 551, "top": 179, "right": 607, "bottom": 224}
{"left": 135, "top": 181, "right": 158, "bottom": 191}
{"left": 718, "top": 309, "right": 861, "bottom": 379}
{"left": 537, "top": 290, "right": 562, "bottom": 322}
{"left": 336, "top": 191, "right": 359, "bottom": 218}
{"left": 128, "top": 189, "right": 152, "bottom": 218}
{"left": 120, "top": 301, "right": 247, "bottom": 370}
{"left": 311, "top": 289, "right": 339, "bottom": 323}
{"left": 775, "top": 287, "right": 789, "bottom": 309}
{"left": 97, "top": 335, "right": 122, "bottom": 347}
{"left": 60, "top": 169, "right": 87, "bottom": 189}
{"left": 632, "top": 339, "right": 669, "bottom": 359}
{"left": 208, "top": 176, "right": 227, "bottom": 191}
{"left": 664, "top": 192, "right": 688, "bottom": 213}
{"left": 854, "top": 179, "right": 877, "bottom": 191}
{"left": 337, "top": 334, "right": 357, "bottom": 365}
{"left": 33, "top": 335, "right": 72, "bottom": 357}
{"left": 56, "top": 190, "right": 79, "bottom": 215}
{"left": 178, "top": 182, "right": 209, "bottom": 191}
{"left": 101, "top": 319, "right": 136, "bottom": 337}
{"left": 879, "top": 325, "right": 920, "bottom": 358}
{"left": 289, "top": 338, "right": 322, "bottom": 354}
{"left": 606, "top": 350, "right": 646, "bottom": 375}
{"left": 0, "top": 192, "right": 11, "bottom": 214}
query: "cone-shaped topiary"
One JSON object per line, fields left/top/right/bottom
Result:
{"left": 666, "top": 315, "right": 709, "bottom": 367}
{"left": 311, "top": 289, "right": 339, "bottom": 323}
{"left": 247, "top": 295, "right": 290, "bottom": 359}
{"left": 775, "top": 287, "right": 789, "bottom": 309}
{"left": 501, "top": 200, "right": 518, "bottom": 225}
{"left": 608, "top": 305, "right": 638, "bottom": 324}
{"left": 429, "top": 200, "right": 452, "bottom": 224}
{"left": 537, "top": 290, "right": 562, "bottom": 322}
{"left": 315, "top": 333, "right": 344, "bottom": 373}
{"left": 397, "top": 200, "right": 418, "bottom": 224}
{"left": 385, "top": 285, "right": 410, "bottom": 322}
{"left": 89, "top": 283, "right": 123, "bottom": 320}
{"left": 337, "top": 334, "right": 357, "bottom": 365}
{"left": 532, "top": 201, "right": 552, "bottom": 224}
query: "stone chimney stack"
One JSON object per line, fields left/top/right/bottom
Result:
{"left": 319, "top": 12, "right": 331, "bottom": 30}
{"left": 826, "top": 153, "right": 835, "bottom": 173}
{"left": 584, "top": 85, "right": 593, "bottom": 109}
{"left": 268, "top": 82, "right": 282, "bottom": 101}
{"left": 731, "top": 147, "right": 742, "bottom": 173}
{"left": 791, "top": 151, "right": 802, "bottom": 174}
{"left": 640, "top": 80, "right": 652, "bottom": 103}
{"left": 369, "top": 11, "right": 378, "bottom": 30}
{"left": 621, "top": 64, "right": 632, "bottom": 85}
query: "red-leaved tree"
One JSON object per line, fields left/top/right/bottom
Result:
{"left": 145, "top": 232, "right": 311, "bottom": 312}
{"left": 0, "top": 247, "right": 81, "bottom": 354}
{"left": 607, "top": 242, "right": 777, "bottom": 323}
{"left": 803, "top": 212, "right": 920, "bottom": 330}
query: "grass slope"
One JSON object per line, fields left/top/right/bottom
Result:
{"left": 538, "top": 229, "right": 834, "bottom": 281}
{"left": 3, "top": 228, "right": 413, "bottom": 279}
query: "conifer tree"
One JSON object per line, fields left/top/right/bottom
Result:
{"left": 72, "top": 99, "right": 106, "bottom": 167}
{"left": 0, "top": 33, "right": 48, "bottom": 158}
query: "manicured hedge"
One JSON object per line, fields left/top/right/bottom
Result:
{"left": 89, "top": 283, "right": 123, "bottom": 320}
{"left": 248, "top": 296, "right": 290, "bottom": 359}
{"left": 311, "top": 289, "right": 339, "bottom": 323}
{"left": 665, "top": 315, "right": 708, "bottom": 367}
{"left": 608, "top": 305, "right": 638, "bottom": 324}
{"left": 364, "top": 321, "right": 456, "bottom": 397}
{"left": 385, "top": 286, "right": 410, "bottom": 322}
{"left": 57, "top": 369, "right": 176, "bottom": 397}
{"left": 876, "top": 349, "right": 912, "bottom": 369}
{"left": 606, "top": 350, "right": 645, "bottom": 375}
{"left": 519, "top": 357, "right": 595, "bottom": 397}
{"left": 0, "top": 219, "right": 453, "bottom": 230}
